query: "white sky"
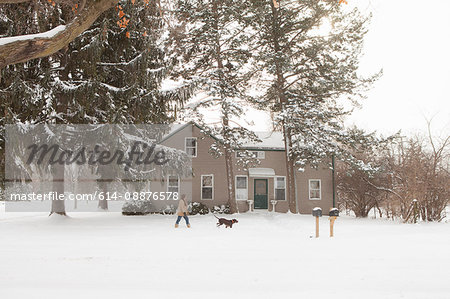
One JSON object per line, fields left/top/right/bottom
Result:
{"left": 347, "top": 0, "right": 450, "bottom": 137}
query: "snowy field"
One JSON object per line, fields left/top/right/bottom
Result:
{"left": 1, "top": 202, "right": 449, "bottom": 299}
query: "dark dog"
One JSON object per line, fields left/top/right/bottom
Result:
{"left": 214, "top": 214, "right": 238, "bottom": 228}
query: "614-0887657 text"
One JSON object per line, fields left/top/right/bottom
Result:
{"left": 8, "top": 191, "right": 179, "bottom": 202}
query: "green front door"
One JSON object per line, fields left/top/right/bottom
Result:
{"left": 254, "top": 179, "right": 268, "bottom": 209}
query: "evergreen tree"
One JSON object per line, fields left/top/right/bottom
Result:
{"left": 0, "top": 1, "right": 192, "bottom": 212}
{"left": 246, "top": 0, "right": 380, "bottom": 212}
{"left": 172, "top": 0, "right": 259, "bottom": 213}
{"left": 0, "top": 2, "right": 67, "bottom": 206}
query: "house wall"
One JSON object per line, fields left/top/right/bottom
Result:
{"left": 151, "top": 124, "right": 194, "bottom": 212}
{"left": 156, "top": 124, "right": 334, "bottom": 215}
{"left": 191, "top": 125, "right": 227, "bottom": 207}
{"left": 233, "top": 150, "right": 289, "bottom": 213}
{"left": 295, "top": 166, "right": 334, "bottom": 214}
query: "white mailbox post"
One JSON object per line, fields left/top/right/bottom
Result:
{"left": 247, "top": 200, "right": 254, "bottom": 212}
{"left": 270, "top": 200, "right": 278, "bottom": 212}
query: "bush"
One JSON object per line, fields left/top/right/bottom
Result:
{"left": 160, "top": 204, "right": 176, "bottom": 215}
{"left": 211, "top": 204, "right": 231, "bottom": 214}
{"left": 4, "top": 183, "right": 33, "bottom": 200}
{"left": 189, "top": 202, "right": 209, "bottom": 215}
{"left": 122, "top": 200, "right": 153, "bottom": 216}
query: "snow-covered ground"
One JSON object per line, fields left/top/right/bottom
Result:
{"left": 0, "top": 201, "right": 449, "bottom": 299}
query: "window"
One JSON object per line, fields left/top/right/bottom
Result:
{"left": 167, "top": 175, "right": 179, "bottom": 193}
{"left": 201, "top": 175, "right": 214, "bottom": 200}
{"left": 274, "top": 176, "right": 286, "bottom": 200}
{"left": 255, "top": 151, "right": 265, "bottom": 159}
{"left": 309, "top": 179, "right": 321, "bottom": 200}
{"left": 236, "top": 151, "right": 265, "bottom": 159}
{"left": 235, "top": 176, "right": 248, "bottom": 200}
{"left": 185, "top": 137, "right": 197, "bottom": 157}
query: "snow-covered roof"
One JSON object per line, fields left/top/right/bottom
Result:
{"left": 243, "top": 131, "right": 284, "bottom": 150}
{"left": 248, "top": 168, "right": 276, "bottom": 177}
{"left": 159, "top": 123, "right": 192, "bottom": 143}
{"left": 161, "top": 123, "right": 285, "bottom": 151}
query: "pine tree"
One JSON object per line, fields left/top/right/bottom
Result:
{"left": 0, "top": 3, "right": 68, "bottom": 211}
{"left": 172, "top": 0, "right": 259, "bottom": 213}
{"left": 0, "top": 1, "right": 192, "bottom": 212}
{"left": 53, "top": 1, "right": 193, "bottom": 125}
{"left": 51, "top": 1, "right": 194, "bottom": 210}
{"left": 246, "top": 0, "right": 380, "bottom": 212}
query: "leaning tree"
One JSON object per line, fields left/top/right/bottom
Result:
{"left": 171, "top": 0, "right": 260, "bottom": 213}
{"left": 246, "top": 0, "right": 380, "bottom": 212}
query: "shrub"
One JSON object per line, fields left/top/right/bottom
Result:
{"left": 4, "top": 183, "right": 33, "bottom": 200}
{"left": 122, "top": 200, "right": 153, "bottom": 216}
{"left": 211, "top": 204, "right": 231, "bottom": 214}
{"left": 160, "top": 204, "right": 176, "bottom": 215}
{"left": 189, "top": 202, "right": 209, "bottom": 215}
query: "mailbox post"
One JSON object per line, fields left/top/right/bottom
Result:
{"left": 329, "top": 208, "right": 339, "bottom": 237}
{"left": 312, "top": 207, "right": 322, "bottom": 238}
{"left": 270, "top": 200, "right": 278, "bottom": 212}
{"left": 247, "top": 200, "right": 254, "bottom": 212}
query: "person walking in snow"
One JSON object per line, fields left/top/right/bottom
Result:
{"left": 175, "top": 194, "right": 190, "bottom": 228}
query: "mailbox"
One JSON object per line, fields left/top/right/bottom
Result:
{"left": 329, "top": 208, "right": 339, "bottom": 217}
{"left": 312, "top": 207, "right": 322, "bottom": 217}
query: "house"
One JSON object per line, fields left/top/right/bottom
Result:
{"left": 152, "top": 123, "right": 335, "bottom": 214}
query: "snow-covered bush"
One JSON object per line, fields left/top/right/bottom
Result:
{"left": 4, "top": 183, "right": 33, "bottom": 200}
{"left": 211, "top": 204, "right": 231, "bottom": 214}
{"left": 122, "top": 200, "right": 153, "bottom": 216}
{"left": 189, "top": 202, "right": 209, "bottom": 215}
{"left": 161, "top": 204, "right": 176, "bottom": 215}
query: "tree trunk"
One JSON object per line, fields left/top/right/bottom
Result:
{"left": 223, "top": 116, "right": 237, "bottom": 213}
{"left": 48, "top": 46, "right": 69, "bottom": 217}
{"left": 270, "top": 2, "right": 297, "bottom": 213}
{"left": 376, "top": 203, "right": 383, "bottom": 218}
{"left": 212, "top": 0, "right": 238, "bottom": 213}
{"left": 97, "top": 180, "right": 108, "bottom": 210}
{"left": 224, "top": 143, "right": 237, "bottom": 213}
{"left": 50, "top": 163, "right": 66, "bottom": 216}
{"left": 283, "top": 125, "right": 297, "bottom": 213}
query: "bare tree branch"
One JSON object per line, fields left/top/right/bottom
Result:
{"left": 362, "top": 177, "right": 404, "bottom": 201}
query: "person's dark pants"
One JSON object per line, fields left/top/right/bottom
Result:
{"left": 176, "top": 215, "right": 190, "bottom": 225}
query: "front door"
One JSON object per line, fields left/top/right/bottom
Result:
{"left": 254, "top": 179, "right": 268, "bottom": 209}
